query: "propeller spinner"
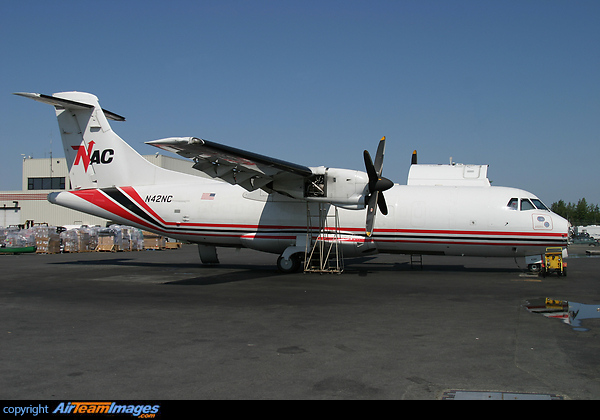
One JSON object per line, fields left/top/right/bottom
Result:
{"left": 363, "top": 137, "right": 394, "bottom": 236}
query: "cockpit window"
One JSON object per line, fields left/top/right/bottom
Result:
{"left": 507, "top": 197, "right": 549, "bottom": 211}
{"left": 531, "top": 199, "right": 549, "bottom": 211}
{"left": 520, "top": 199, "right": 535, "bottom": 211}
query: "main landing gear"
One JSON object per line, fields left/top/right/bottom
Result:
{"left": 277, "top": 253, "right": 303, "bottom": 273}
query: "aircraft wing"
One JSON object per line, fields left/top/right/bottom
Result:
{"left": 146, "top": 137, "right": 314, "bottom": 192}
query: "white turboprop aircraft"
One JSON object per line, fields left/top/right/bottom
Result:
{"left": 15, "top": 92, "right": 570, "bottom": 273}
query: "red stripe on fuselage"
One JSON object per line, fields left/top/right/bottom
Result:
{"left": 70, "top": 189, "right": 167, "bottom": 232}
{"left": 377, "top": 228, "right": 565, "bottom": 238}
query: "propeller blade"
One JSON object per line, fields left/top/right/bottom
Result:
{"left": 374, "top": 136, "right": 386, "bottom": 175}
{"left": 411, "top": 150, "right": 417, "bottom": 165}
{"left": 363, "top": 150, "right": 378, "bottom": 190}
{"left": 377, "top": 191, "right": 388, "bottom": 215}
{"left": 365, "top": 192, "right": 378, "bottom": 236}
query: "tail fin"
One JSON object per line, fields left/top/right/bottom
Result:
{"left": 14, "top": 92, "right": 170, "bottom": 189}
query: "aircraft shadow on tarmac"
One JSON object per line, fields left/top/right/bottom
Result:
{"left": 173, "top": 262, "right": 524, "bottom": 284}
{"left": 50, "top": 258, "right": 280, "bottom": 285}
{"left": 165, "top": 271, "right": 280, "bottom": 286}
{"left": 51, "top": 256, "right": 525, "bottom": 286}
{"left": 51, "top": 258, "right": 203, "bottom": 270}
{"left": 341, "top": 255, "right": 526, "bottom": 275}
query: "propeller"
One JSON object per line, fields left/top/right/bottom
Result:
{"left": 363, "top": 136, "right": 394, "bottom": 236}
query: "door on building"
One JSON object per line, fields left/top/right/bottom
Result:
{"left": 1, "top": 203, "right": 20, "bottom": 227}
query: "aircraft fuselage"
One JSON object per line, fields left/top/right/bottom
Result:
{"left": 49, "top": 180, "right": 569, "bottom": 259}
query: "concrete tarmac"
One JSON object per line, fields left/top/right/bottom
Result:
{"left": 2, "top": 244, "right": 599, "bottom": 400}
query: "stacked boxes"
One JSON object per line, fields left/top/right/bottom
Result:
{"left": 96, "top": 227, "right": 117, "bottom": 252}
{"left": 1, "top": 228, "right": 21, "bottom": 247}
{"left": 96, "top": 233, "right": 117, "bottom": 252}
{"left": 1, "top": 225, "right": 175, "bottom": 254}
{"left": 95, "top": 226, "right": 120, "bottom": 252}
{"left": 61, "top": 227, "right": 96, "bottom": 253}
{"left": 60, "top": 229, "right": 78, "bottom": 252}
{"left": 117, "top": 226, "right": 131, "bottom": 251}
{"left": 33, "top": 226, "right": 61, "bottom": 254}
{"left": 88, "top": 227, "right": 99, "bottom": 251}
{"left": 130, "top": 228, "right": 144, "bottom": 251}
{"left": 165, "top": 241, "right": 182, "bottom": 249}
{"left": 95, "top": 225, "right": 145, "bottom": 252}
{"left": 2, "top": 227, "right": 36, "bottom": 248}
{"left": 143, "top": 231, "right": 166, "bottom": 250}
{"left": 116, "top": 225, "right": 143, "bottom": 251}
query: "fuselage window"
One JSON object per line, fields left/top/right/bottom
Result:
{"left": 530, "top": 199, "right": 549, "bottom": 211}
{"left": 507, "top": 198, "right": 518, "bottom": 210}
{"left": 520, "top": 198, "right": 535, "bottom": 211}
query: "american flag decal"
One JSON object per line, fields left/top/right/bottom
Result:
{"left": 201, "top": 193, "right": 216, "bottom": 200}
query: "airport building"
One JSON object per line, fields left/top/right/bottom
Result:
{"left": 0, "top": 154, "right": 200, "bottom": 228}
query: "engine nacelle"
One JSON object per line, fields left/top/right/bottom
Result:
{"left": 301, "top": 166, "right": 369, "bottom": 209}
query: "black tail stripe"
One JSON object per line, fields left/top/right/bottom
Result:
{"left": 102, "top": 187, "right": 161, "bottom": 228}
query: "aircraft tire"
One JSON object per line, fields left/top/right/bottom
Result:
{"left": 277, "top": 254, "right": 302, "bottom": 273}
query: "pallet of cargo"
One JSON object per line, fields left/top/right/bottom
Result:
{"left": 143, "top": 243, "right": 164, "bottom": 250}
{"left": 95, "top": 244, "right": 117, "bottom": 252}
{"left": 96, "top": 235, "right": 118, "bottom": 252}
{"left": 143, "top": 231, "right": 166, "bottom": 250}
{"left": 35, "top": 242, "right": 60, "bottom": 254}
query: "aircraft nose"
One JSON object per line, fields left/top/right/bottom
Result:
{"left": 556, "top": 214, "right": 571, "bottom": 243}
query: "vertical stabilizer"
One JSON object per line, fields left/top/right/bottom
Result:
{"left": 14, "top": 92, "right": 174, "bottom": 189}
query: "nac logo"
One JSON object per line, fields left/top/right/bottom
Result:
{"left": 71, "top": 141, "right": 114, "bottom": 172}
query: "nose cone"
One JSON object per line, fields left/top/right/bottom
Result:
{"left": 554, "top": 213, "right": 571, "bottom": 245}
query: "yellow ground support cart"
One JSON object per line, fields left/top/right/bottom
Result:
{"left": 541, "top": 247, "right": 567, "bottom": 277}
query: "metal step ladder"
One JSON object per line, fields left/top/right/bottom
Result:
{"left": 410, "top": 253, "right": 423, "bottom": 269}
{"left": 304, "top": 203, "right": 343, "bottom": 274}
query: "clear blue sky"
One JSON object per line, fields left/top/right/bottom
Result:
{"left": 1, "top": 0, "right": 598, "bottom": 205}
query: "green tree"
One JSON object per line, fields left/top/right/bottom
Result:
{"left": 591, "top": 204, "right": 600, "bottom": 224}
{"left": 551, "top": 200, "right": 567, "bottom": 217}
{"left": 575, "top": 198, "right": 589, "bottom": 225}
{"left": 551, "top": 198, "right": 600, "bottom": 225}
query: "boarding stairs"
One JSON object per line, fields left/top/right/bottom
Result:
{"left": 304, "top": 203, "right": 343, "bottom": 274}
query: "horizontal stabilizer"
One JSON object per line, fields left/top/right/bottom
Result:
{"left": 13, "top": 92, "right": 126, "bottom": 121}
